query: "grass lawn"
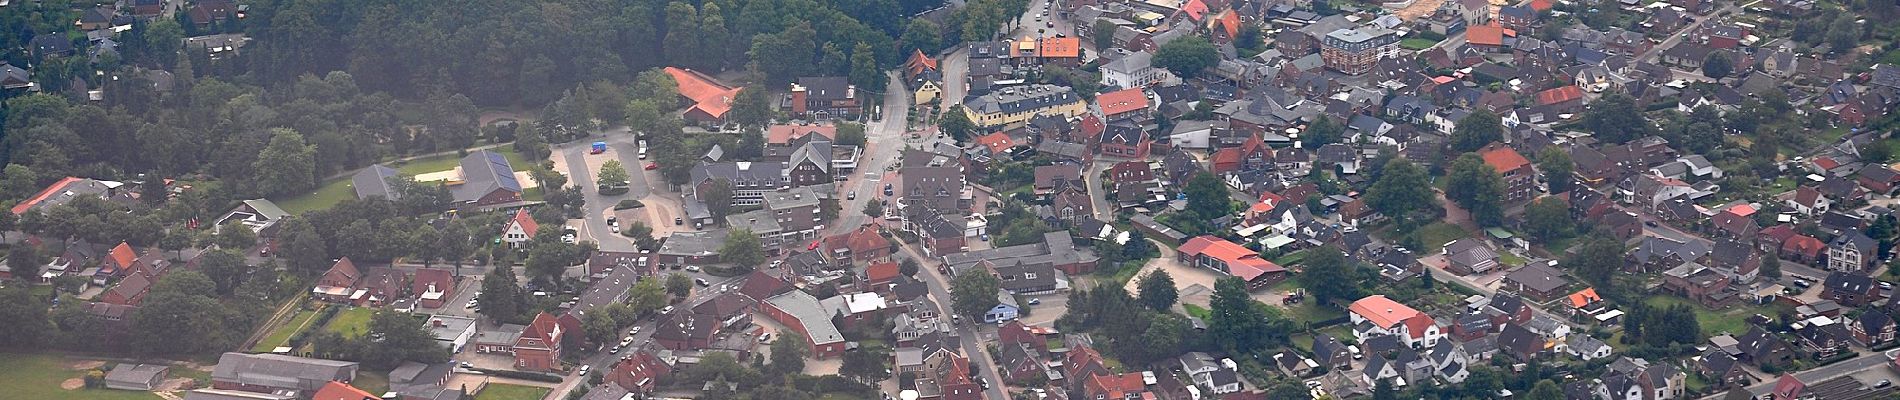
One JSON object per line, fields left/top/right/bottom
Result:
{"left": 1399, "top": 38, "right": 1438, "bottom": 50}
{"left": 1498, "top": 252, "right": 1528, "bottom": 267}
{"left": 1409, "top": 222, "right": 1471, "bottom": 251}
{"left": 354, "top": 370, "right": 390, "bottom": 395}
{"left": 275, "top": 146, "right": 531, "bottom": 214}
{"left": 1273, "top": 249, "right": 1312, "bottom": 265}
{"left": 1285, "top": 301, "right": 1344, "bottom": 325}
{"left": 475, "top": 383, "right": 551, "bottom": 400}
{"left": 251, "top": 309, "right": 320, "bottom": 352}
{"left": 1317, "top": 325, "right": 1356, "bottom": 344}
{"left": 1183, "top": 303, "right": 1212, "bottom": 320}
{"left": 324, "top": 307, "right": 377, "bottom": 338}
{"left": 1643, "top": 295, "right": 1765, "bottom": 337}
{"left": 0, "top": 353, "right": 162, "bottom": 400}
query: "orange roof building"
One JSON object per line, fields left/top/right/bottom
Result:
{"left": 1349, "top": 295, "right": 1421, "bottom": 329}
{"left": 1036, "top": 37, "right": 1081, "bottom": 59}
{"left": 1210, "top": 10, "right": 1242, "bottom": 41}
{"left": 1179, "top": 0, "right": 1209, "bottom": 21}
{"left": 904, "top": 49, "right": 940, "bottom": 79}
{"left": 311, "top": 381, "right": 379, "bottom": 400}
{"left": 1177, "top": 236, "right": 1286, "bottom": 288}
{"left": 1096, "top": 87, "right": 1150, "bottom": 118}
{"left": 1349, "top": 295, "right": 1445, "bottom": 347}
{"left": 766, "top": 124, "right": 837, "bottom": 144}
{"left": 1465, "top": 24, "right": 1518, "bottom": 47}
{"left": 1534, "top": 85, "right": 1585, "bottom": 106}
{"left": 974, "top": 132, "right": 1016, "bottom": 155}
{"left": 1478, "top": 144, "right": 1532, "bottom": 173}
{"left": 1567, "top": 287, "right": 1603, "bottom": 309}
{"left": 662, "top": 67, "right": 744, "bottom": 123}
{"left": 1478, "top": 143, "right": 1537, "bottom": 202}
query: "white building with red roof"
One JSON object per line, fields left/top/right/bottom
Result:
{"left": 1348, "top": 295, "right": 1444, "bottom": 347}
{"left": 502, "top": 208, "right": 538, "bottom": 248}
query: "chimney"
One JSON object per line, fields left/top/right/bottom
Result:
{"left": 791, "top": 84, "right": 809, "bottom": 115}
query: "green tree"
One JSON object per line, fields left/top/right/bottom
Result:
{"left": 951, "top": 270, "right": 1003, "bottom": 321}
{"left": 1185, "top": 173, "right": 1232, "bottom": 220}
{"left": 1207, "top": 277, "right": 1278, "bottom": 354}
{"left": 840, "top": 346, "right": 893, "bottom": 382}
{"left": 770, "top": 332, "right": 808, "bottom": 375}
{"left": 665, "top": 273, "right": 693, "bottom": 297}
{"left": 248, "top": 128, "right": 317, "bottom": 197}
{"left": 599, "top": 160, "right": 630, "bottom": 189}
{"left": 1445, "top": 154, "right": 1506, "bottom": 227}
{"left": 900, "top": 19, "right": 943, "bottom": 54}
{"left": 0, "top": 286, "right": 49, "bottom": 348}
{"left": 703, "top": 178, "right": 735, "bottom": 218}
{"left": 0, "top": 164, "right": 36, "bottom": 202}
{"left": 626, "top": 278, "right": 668, "bottom": 315}
{"left": 583, "top": 312, "right": 619, "bottom": 347}
{"left": 836, "top": 123, "right": 867, "bottom": 146}
{"left": 1524, "top": 197, "right": 1572, "bottom": 243}
{"left": 7, "top": 244, "right": 44, "bottom": 283}
{"left": 850, "top": 42, "right": 885, "bottom": 92}
{"left": 1298, "top": 247, "right": 1361, "bottom": 305}
{"left": 1526, "top": 380, "right": 1564, "bottom": 400}
{"left": 1366, "top": 158, "right": 1433, "bottom": 227}
{"left": 722, "top": 229, "right": 766, "bottom": 268}
{"left": 1136, "top": 270, "right": 1178, "bottom": 311}
{"left": 1302, "top": 116, "right": 1343, "bottom": 149}
{"left": 131, "top": 271, "right": 236, "bottom": 355}
{"left": 1582, "top": 93, "right": 1648, "bottom": 144}
{"left": 196, "top": 249, "right": 252, "bottom": 297}
{"left": 664, "top": 2, "right": 704, "bottom": 68}
{"left": 214, "top": 220, "right": 258, "bottom": 250}
{"left": 479, "top": 265, "right": 526, "bottom": 323}
{"left": 863, "top": 198, "right": 884, "bottom": 217}
{"left": 1537, "top": 147, "right": 1575, "bottom": 194}
{"left": 940, "top": 105, "right": 976, "bottom": 140}
{"left": 1093, "top": 20, "right": 1120, "bottom": 50}
{"left": 1564, "top": 235, "right": 1625, "bottom": 287}
{"left": 1155, "top": 36, "right": 1219, "bottom": 78}
{"left": 352, "top": 310, "right": 452, "bottom": 369}
{"left": 900, "top": 258, "right": 920, "bottom": 277}
{"left": 1702, "top": 50, "right": 1734, "bottom": 79}
{"left": 1451, "top": 109, "right": 1503, "bottom": 153}
{"left": 1825, "top": 13, "right": 1860, "bottom": 53}
{"left": 729, "top": 87, "right": 774, "bottom": 127}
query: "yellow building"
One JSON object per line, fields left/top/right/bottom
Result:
{"left": 961, "top": 84, "right": 1087, "bottom": 128}
{"left": 914, "top": 80, "right": 942, "bottom": 104}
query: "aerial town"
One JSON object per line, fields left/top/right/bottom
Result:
{"left": 1, "top": 0, "right": 1899, "bottom": 399}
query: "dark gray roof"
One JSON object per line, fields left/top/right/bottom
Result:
{"left": 965, "top": 85, "right": 1078, "bottom": 116}
{"left": 450, "top": 150, "right": 521, "bottom": 202}
{"left": 210, "top": 353, "right": 358, "bottom": 392}
{"left": 352, "top": 164, "right": 401, "bottom": 200}
{"left": 797, "top": 76, "right": 854, "bottom": 102}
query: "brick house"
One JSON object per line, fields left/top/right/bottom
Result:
{"left": 514, "top": 313, "right": 565, "bottom": 371}
{"left": 1478, "top": 143, "right": 1536, "bottom": 203}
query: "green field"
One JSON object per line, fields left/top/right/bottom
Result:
{"left": 1400, "top": 38, "right": 1439, "bottom": 50}
{"left": 475, "top": 383, "right": 553, "bottom": 400}
{"left": 1643, "top": 295, "right": 1771, "bottom": 337}
{"left": 1408, "top": 222, "right": 1471, "bottom": 251}
{"left": 274, "top": 146, "right": 532, "bottom": 214}
{"left": 0, "top": 353, "right": 163, "bottom": 400}
{"left": 324, "top": 307, "right": 377, "bottom": 338}
{"left": 251, "top": 309, "right": 321, "bottom": 352}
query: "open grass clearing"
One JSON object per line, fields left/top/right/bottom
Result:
{"left": 251, "top": 308, "right": 320, "bottom": 352}
{"left": 324, "top": 307, "right": 377, "bottom": 338}
{"left": 475, "top": 383, "right": 552, "bottom": 400}
{"left": 0, "top": 353, "right": 162, "bottom": 400}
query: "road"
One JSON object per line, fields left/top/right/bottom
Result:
{"left": 899, "top": 241, "right": 1012, "bottom": 400}
{"left": 1634, "top": 2, "right": 1743, "bottom": 63}
{"left": 1713, "top": 351, "right": 1894, "bottom": 399}
{"left": 828, "top": 72, "right": 915, "bottom": 237}
{"left": 547, "top": 272, "right": 747, "bottom": 400}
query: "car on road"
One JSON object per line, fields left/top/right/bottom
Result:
{"left": 1879, "top": 380, "right": 1892, "bottom": 388}
{"left": 645, "top": 163, "right": 659, "bottom": 170}
{"left": 1027, "top": 297, "right": 1040, "bottom": 305}
{"left": 1046, "top": 21, "right": 1054, "bottom": 28}
{"left": 579, "top": 365, "right": 590, "bottom": 376}
{"left": 674, "top": 217, "right": 684, "bottom": 225}
{"left": 759, "top": 332, "right": 774, "bottom": 343}
{"left": 769, "top": 259, "right": 784, "bottom": 269}
{"left": 695, "top": 278, "right": 710, "bottom": 287}
{"left": 847, "top": 191, "right": 856, "bottom": 200}
{"left": 629, "top": 327, "right": 641, "bottom": 335}
{"left": 685, "top": 266, "right": 702, "bottom": 272}
{"left": 661, "top": 305, "right": 674, "bottom": 314}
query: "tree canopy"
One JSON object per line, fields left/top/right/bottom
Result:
{"left": 1445, "top": 153, "right": 1506, "bottom": 227}
{"left": 1155, "top": 36, "right": 1219, "bottom": 78}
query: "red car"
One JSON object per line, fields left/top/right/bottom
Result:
{"left": 644, "top": 163, "right": 659, "bottom": 170}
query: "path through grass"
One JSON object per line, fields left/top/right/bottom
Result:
{"left": 251, "top": 308, "right": 319, "bottom": 352}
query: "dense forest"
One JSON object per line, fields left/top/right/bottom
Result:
{"left": 0, "top": 0, "right": 1035, "bottom": 205}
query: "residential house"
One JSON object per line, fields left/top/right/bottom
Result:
{"left": 1495, "top": 323, "right": 1547, "bottom": 361}
{"left": 1820, "top": 272, "right": 1882, "bottom": 307}
{"left": 1792, "top": 318, "right": 1852, "bottom": 359}
{"left": 606, "top": 350, "right": 672, "bottom": 395}
{"left": 1698, "top": 351, "right": 1756, "bottom": 390}
{"left": 513, "top": 313, "right": 565, "bottom": 371}
{"left": 1851, "top": 310, "right": 1897, "bottom": 347}
{"left": 824, "top": 225, "right": 892, "bottom": 263}
{"left": 1502, "top": 263, "right": 1571, "bottom": 301}
{"left": 1736, "top": 327, "right": 1796, "bottom": 368}
{"left": 501, "top": 209, "right": 538, "bottom": 248}
{"left": 312, "top": 258, "right": 363, "bottom": 304}
{"left": 788, "top": 76, "right": 860, "bottom": 119}
{"left": 761, "top": 291, "right": 848, "bottom": 358}
{"left": 1442, "top": 239, "right": 1500, "bottom": 275}
{"left": 351, "top": 165, "right": 402, "bottom": 201}
{"left": 1826, "top": 229, "right": 1877, "bottom": 272}
{"left": 1348, "top": 295, "right": 1445, "bottom": 348}
{"left": 962, "top": 85, "right": 1089, "bottom": 128}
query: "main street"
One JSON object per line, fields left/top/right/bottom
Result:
{"left": 899, "top": 241, "right": 1013, "bottom": 400}
{"left": 828, "top": 72, "right": 916, "bottom": 238}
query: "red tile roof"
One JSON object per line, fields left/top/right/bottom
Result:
{"left": 1567, "top": 287, "right": 1602, "bottom": 308}
{"left": 1771, "top": 374, "right": 1805, "bottom": 399}
{"left": 1783, "top": 235, "right": 1826, "bottom": 259}
{"left": 663, "top": 67, "right": 744, "bottom": 119}
{"left": 904, "top": 49, "right": 940, "bottom": 77}
{"left": 1400, "top": 314, "right": 1438, "bottom": 340}
{"left": 1177, "top": 236, "right": 1285, "bottom": 281}
{"left": 107, "top": 242, "right": 138, "bottom": 270}
{"left": 866, "top": 262, "right": 900, "bottom": 284}
{"left": 1794, "top": 186, "right": 1823, "bottom": 207}
{"left": 1097, "top": 87, "right": 1150, "bottom": 116}
{"left": 412, "top": 268, "right": 453, "bottom": 294}
{"left": 11, "top": 176, "right": 84, "bottom": 215}
{"left": 1478, "top": 143, "right": 1532, "bottom": 173}
{"left": 1530, "top": 0, "right": 1552, "bottom": 11}
{"left": 1038, "top": 37, "right": 1082, "bottom": 58}
{"left": 1348, "top": 295, "right": 1422, "bottom": 329}
{"left": 1534, "top": 85, "right": 1585, "bottom": 106}
{"left": 1213, "top": 10, "right": 1241, "bottom": 39}
{"left": 1465, "top": 24, "right": 1517, "bottom": 46}
{"left": 975, "top": 132, "right": 1016, "bottom": 154}
{"left": 766, "top": 124, "right": 837, "bottom": 145}
{"left": 1088, "top": 372, "right": 1149, "bottom": 399}
{"left": 1180, "top": 0, "right": 1209, "bottom": 21}
{"left": 522, "top": 312, "right": 564, "bottom": 345}
{"left": 510, "top": 208, "right": 539, "bottom": 237}
{"left": 311, "top": 381, "right": 379, "bottom": 400}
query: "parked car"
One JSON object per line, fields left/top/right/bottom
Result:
{"left": 684, "top": 266, "right": 702, "bottom": 272}
{"left": 579, "top": 365, "right": 590, "bottom": 376}
{"left": 695, "top": 278, "right": 710, "bottom": 287}
{"left": 759, "top": 332, "right": 774, "bottom": 343}
{"left": 645, "top": 163, "right": 659, "bottom": 170}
